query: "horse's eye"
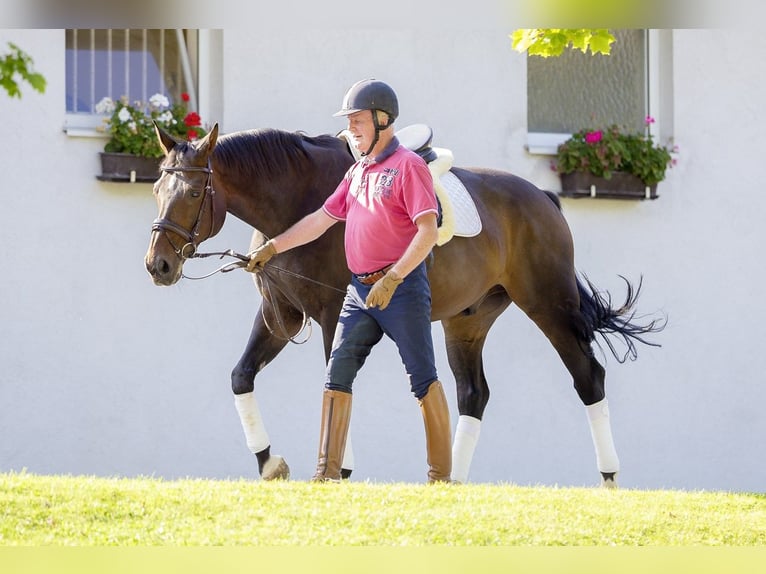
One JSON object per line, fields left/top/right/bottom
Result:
{"left": 190, "top": 189, "right": 202, "bottom": 199}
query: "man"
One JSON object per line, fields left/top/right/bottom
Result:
{"left": 246, "top": 79, "right": 451, "bottom": 483}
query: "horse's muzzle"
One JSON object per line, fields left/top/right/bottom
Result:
{"left": 145, "top": 252, "right": 182, "bottom": 286}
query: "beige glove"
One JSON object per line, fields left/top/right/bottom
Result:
{"left": 246, "top": 240, "right": 277, "bottom": 272}
{"left": 364, "top": 270, "right": 403, "bottom": 310}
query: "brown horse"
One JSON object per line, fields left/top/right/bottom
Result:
{"left": 145, "top": 122, "right": 664, "bottom": 485}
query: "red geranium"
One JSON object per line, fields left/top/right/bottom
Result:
{"left": 184, "top": 112, "right": 202, "bottom": 127}
{"left": 97, "top": 91, "right": 208, "bottom": 158}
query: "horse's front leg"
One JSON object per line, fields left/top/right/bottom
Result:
{"left": 231, "top": 299, "right": 303, "bottom": 480}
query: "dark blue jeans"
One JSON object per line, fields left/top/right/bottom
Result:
{"left": 324, "top": 262, "right": 438, "bottom": 399}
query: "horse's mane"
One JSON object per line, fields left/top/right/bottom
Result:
{"left": 212, "top": 128, "right": 343, "bottom": 181}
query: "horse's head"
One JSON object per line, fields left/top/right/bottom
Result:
{"left": 145, "top": 122, "right": 226, "bottom": 286}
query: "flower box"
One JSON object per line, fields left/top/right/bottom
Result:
{"left": 554, "top": 117, "right": 675, "bottom": 201}
{"left": 96, "top": 152, "right": 162, "bottom": 183}
{"left": 94, "top": 92, "right": 206, "bottom": 183}
{"left": 559, "top": 171, "right": 658, "bottom": 200}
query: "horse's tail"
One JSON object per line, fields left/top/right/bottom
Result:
{"left": 574, "top": 274, "right": 667, "bottom": 363}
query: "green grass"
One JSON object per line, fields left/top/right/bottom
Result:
{"left": 1, "top": 471, "right": 764, "bottom": 546}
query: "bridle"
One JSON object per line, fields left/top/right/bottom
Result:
{"left": 151, "top": 161, "right": 223, "bottom": 260}
{"left": 149, "top": 157, "right": 343, "bottom": 345}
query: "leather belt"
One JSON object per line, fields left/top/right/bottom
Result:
{"left": 355, "top": 264, "right": 393, "bottom": 286}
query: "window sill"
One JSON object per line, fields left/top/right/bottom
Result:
{"left": 526, "top": 132, "right": 570, "bottom": 156}
{"left": 64, "top": 113, "right": 108, "bottom": 138}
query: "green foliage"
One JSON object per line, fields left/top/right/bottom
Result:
{"left": 0, "top": 42, "right": 47, "bottom": 98}
{"left": 511, "top": 29, "right": 615, "bottom": 57}
{"left": 556, "top": 118, "right": 675, "bottom": 185}
{"left": 1, "top": 472, "right": 764, "bottom": 545}
{"left": 97, "top": 93, "right": 207, "bottom": 158}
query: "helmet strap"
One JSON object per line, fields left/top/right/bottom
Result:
{"left": 361, "top": 109, "right": 391, "bottom": 157}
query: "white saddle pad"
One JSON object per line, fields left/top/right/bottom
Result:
{"left": 427, "top": 148, "right": 482, "bottom": 246}
{"left": 439, "top": 171, "right": 482, "bottom": 239}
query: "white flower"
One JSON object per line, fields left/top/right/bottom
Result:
{"left": 157, "top": 110, "right": 174, "bottom": 124}
{"left": 95, "top": 97, "right": 115, "bottom": 115}
{"left": 149, "top": 93, "right": 170, "bottom": 110}
{"left": 117, "top": 107, "right": 132, "bottom": 123}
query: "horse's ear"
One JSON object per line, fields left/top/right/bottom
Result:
{"left": 153, "top": 121, "right": 181, "bottom": 156}
{"left": 196, "top": 123, "right": 219, "bottom": 157}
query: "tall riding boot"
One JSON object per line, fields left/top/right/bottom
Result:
{"left": 312, "top": 389, "right": 352, "bottom": 482}
{"left": 419, "top": 380, "right": 453, "bottom": 483}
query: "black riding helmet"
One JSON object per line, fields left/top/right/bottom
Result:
{"left": 334, "top": 79, "right": 399, "bottom": 156}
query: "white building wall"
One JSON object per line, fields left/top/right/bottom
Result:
{"left": 0, "top": 28, "right": 763, "bottom": 491}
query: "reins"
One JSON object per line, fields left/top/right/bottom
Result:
{"left": 183, "top": 248, "right": 346, "bottom": 294}
{"left": 182, "top": 248, "right": 345, "bottom": 345}
{"left": 257, "top": 264, "right": 313, "bottom": 345}
{"left": 183, "top": 249, "right": 345, "bottom": 345}
{"left": 182, "top": 249, "right": 251, "bottom": 279}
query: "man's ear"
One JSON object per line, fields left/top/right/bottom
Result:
{"left": 377, "top": 110, "right": 393, "bottom": 128}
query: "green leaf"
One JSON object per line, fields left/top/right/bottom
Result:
{"left": 0, "top": 42, "right": 47, "bottom": 98}
{"left": 510, "top": 28, "right": 615, "bottom": 57}
{"left": 27, "top": 72, "right": 46, "bottom": 93}
{"left": 510, "top": 29, "right": 535, "bottom": 53}
{"left": 589, "top": 30, "right": 616, "bottom": 55}
{"left": 569, "top": 29, "right": 591, "bottom": 53}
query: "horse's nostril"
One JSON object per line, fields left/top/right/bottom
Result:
{"left": 158, "top": 258, "right": 171, "bottom": 276}
{"left": 146, "top": 255, "right": 171, "bottom": 280}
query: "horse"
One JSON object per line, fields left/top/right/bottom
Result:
{"left": 144, "top": 122, "right": 664, "bottom": 486}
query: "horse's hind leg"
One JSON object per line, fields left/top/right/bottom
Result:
{"left": 442, "top": 288, "right": 511, "bottom": 483}
{"left": 525, "top": 305, "right": 619, "bottom": 488}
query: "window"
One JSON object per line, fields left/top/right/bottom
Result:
{"left": 526, "top": 29, "right": 665, "bottom": 154}
{"left": 64, "top": 29, "right": 200, "bottom": 134}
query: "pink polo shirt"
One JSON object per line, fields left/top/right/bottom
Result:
{"left": 323, "top": 141, "right": 438, "bottom": 275}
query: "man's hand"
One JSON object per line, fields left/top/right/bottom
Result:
{"left": 246, "top": 240, "right": 277, "bottom": 272}
{"left": 365, "top": 270, "right": 403, "bottom": 310}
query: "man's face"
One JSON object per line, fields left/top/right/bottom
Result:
{"left": 346, "top": 110, "right": 375, "bottom": 153}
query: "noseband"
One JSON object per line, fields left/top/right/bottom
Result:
{"left": 151, "top": 161, "right": 221, "bottom": 260}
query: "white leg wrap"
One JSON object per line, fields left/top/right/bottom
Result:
{"left": 585, "top": 398, "right": 620, "bottom": 473}
{"left": 451, "top": 415, "right": 481, "bottom": 483}
{"left": 341, "top": 432, "right": 354, "bottom": 471}
{"left": 233, "top": 392, "right": 270, "bottom": 454}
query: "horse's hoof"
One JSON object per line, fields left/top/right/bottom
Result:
{"left": 261, "top": 455, "right": 290, "bottom": 480}
{"left": 600, "top": 472, "right": 618, "bottom": 489}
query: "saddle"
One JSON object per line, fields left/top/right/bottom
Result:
{"left": 337, "top": 124, "right": 482, "bottom": 246}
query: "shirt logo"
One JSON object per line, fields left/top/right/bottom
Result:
{"left": 374, "top": 168, "right": 399, "bottom": 199}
